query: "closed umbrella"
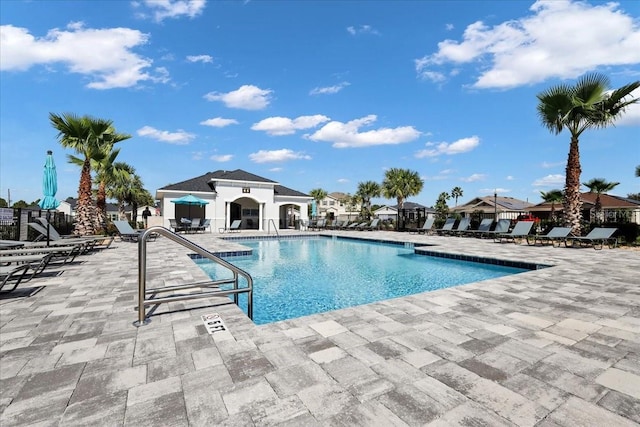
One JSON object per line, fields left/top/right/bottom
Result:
{"left": 171, "top": 194, "right": 209, "bottom": 221}
{"left": 38, "top": 150, "right": 60, "bottom": 246}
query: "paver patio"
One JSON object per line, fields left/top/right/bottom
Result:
{"left": 1, "top": 229, "right": 639, "bottom": 426}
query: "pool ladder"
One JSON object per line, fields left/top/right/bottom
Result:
{"left": 268, "top": 219, "right": 280, "bottom": 240}
{"left": 135, "top": 226, "right": 253, "bottom": 326}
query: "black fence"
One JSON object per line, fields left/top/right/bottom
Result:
{"left": 0, "top": 208, "right": 74, "bottom": 241}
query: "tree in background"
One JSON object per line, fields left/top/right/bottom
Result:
{"left": 107, "top": 162, "right": 137, "bottom": 221}
{"left": 50, "top": 113, "right": 131, "bottom": 236}
{"left": 381, "top": 168, "right": 423, "bottom": 210}
{"left": 537, "top": 73, "right": 639, "bottom": 234}
{"left": 308, "top": 188, "right": 327, "bottom": 218}
{"left": 451, "top": 186, "right": 463, "bottom": 207}
{"left": 636, "top": 165, "right": 640, "bottom": 177}
{"left": 356, "top": 180, "right": 381, "bottom": 220}
{"left": 0, "top": 198, "right": 7, "bottom": 207}
{"left": 434, "top": 192, "right": 451, "bottom": 225}
{"left": 539, "top": 189, "right": 564, "bottom": 224}
{"left": 582, "top": 178, "right": 619, "bottom": 223}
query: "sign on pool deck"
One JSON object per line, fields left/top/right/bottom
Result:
{"left": 201, "top": 313, "right": 234, "bottom": 341}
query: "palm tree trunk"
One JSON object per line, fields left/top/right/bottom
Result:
{"left": 96, "top": 181, "right": 107, "bottom": 234}
{"left": 595, "top": 194, "right": 602, "bottom": 224}
{"left": 74, "top": 159, "right": 96, "bottom": 236}
{"left": 563, "top": 137, "right": 582, "bottom": 234}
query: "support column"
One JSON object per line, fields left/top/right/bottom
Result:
{"left": 225, "top": 202, "right": 230, "bottom": 229}
{"left": 258, "top": 203, "right": 264, "bottom": 231}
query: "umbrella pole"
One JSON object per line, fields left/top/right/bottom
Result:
{"left": 46, "top": 210, "right": 51, "bottom": 247}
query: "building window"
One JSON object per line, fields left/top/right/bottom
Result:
{"left": 329, "top": 201, "right": 335, "bottom": 206}
{"left": 242, "top": 188, "right": 250, "bottom": 193}
{"left": 242, "top": 208, "right": 259, "bottom": 216}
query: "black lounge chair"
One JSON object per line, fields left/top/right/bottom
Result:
{"left": 529, "top": 227, "right": 573, "bottom": 247}
{"left": 409, "top": 218, "right": 435, "bottom": 235}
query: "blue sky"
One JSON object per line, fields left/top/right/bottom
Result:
{"left": 1, "top": 0, "right": 639, "bottom": 208}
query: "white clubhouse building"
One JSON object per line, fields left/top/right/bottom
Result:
{"left": 155, "top": 169, "right": 313, "bottom": 232}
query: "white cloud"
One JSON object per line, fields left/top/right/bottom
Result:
{"left": 541, "top": 161, "right": 564, "bottom": 169}
{"left": 306, "top": 115, "right": 421, "bottom": 148}
{"left": 415, "top": 136, "right": 480, "bottom": 158}
{"left": 187, "top": 54, "right": 213, "bottom": 63}
{"left": 533, "top": 174, "right": 565, "bottom": 187}
{"left": 269, "top": 167, "right": 283, "bottom": 172}
{"left": 461, "top": 173, "right": 486, "bottom": 182}
{"left": 415, "top": 1, "right": 640, "bottom": 88}
{"left": 346, "top": 25, "right": 380, "bottom": 36}
{"left": 204, "top": 85, "right": 272, "bottom": 110}
{"left": 337, "top": 178, "right": 349, "bottom": 183}
{"left": 249, "top": 149, "right": 311, "bottom": 163}
{"left": 200, "top": 117, "right": 239, "bottom": 127}
{"left": 251, "top": 115, "right": 330, "bottom": 136}
{"left": 135, "top": 0, "right": 206, "bottom": 22}
{"left": 137, "top": 125, "right": 195, "bottom": 145}
{"left": 506, "top": 175, "right": 514, "bottom": 181}
{"left": 0, "top": 22, "right": 163, "bottom": 89}
{"left": 309, "top": 82, "right": 350, "bottom": 95}
{"left": 614, "top": 87, "right": 640, "bottom": 126}
{"left": 480, "top": 187, "right": 511, "bottom": 194}
{"left": 445, "top": 23, "right": 454, "bottom": 31}
{"left": 210, "top": 154, "right": 233, "bottom": 162}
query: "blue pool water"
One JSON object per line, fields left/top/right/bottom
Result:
{"left": 195, "top": 237, "right": 526, "bottom": 325}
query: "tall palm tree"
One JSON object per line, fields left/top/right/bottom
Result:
{"left": 537, "top": 73, "right": 639, "bottom": 234}
{"left": 308, "top": 188, "right": 327, "bottom": 218}
{"left": 356, "top": 180, "right": 381, "bottom": 220}
{"left": 381, "top": 168, "right": 423, "bottom": 210}
{"left": 539, "top": 189, "right": 563, "bottom": 223}
{"left": 50, "top": 113, "right": 131, "bottom": 235}
{"left": 451, "top": 186, "right": 463, "bottom": 206}
{"left": 582, "top": 178, "right": 619, "bottom": 223}
{"left": 107, "top": 162, "right": 137, "bottom": 221}
{"left": 636, "top": 165, "right": 640, "bottom": 177}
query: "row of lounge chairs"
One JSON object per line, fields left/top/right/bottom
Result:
{"left": 1, "top": 220, "right": 116, "bottom": 293}
{"left": 168, "top": 218, "right": 212, "bottom": 233}
{"left": 309, "top": 218, "right": 382, "bottom": 231}
{"left": 409, "top": 217, "right": 618, "bottom": 250}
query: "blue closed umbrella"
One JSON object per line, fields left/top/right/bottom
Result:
{"left": 38, "top": 150, "right": 60, "bottom": 245}
{"left": 311, "top": 200, "right": 317, "bottom": 218}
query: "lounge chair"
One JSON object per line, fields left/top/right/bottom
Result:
{"left": 197, "top": 219, "right": 211, "bottom": 233}
{"left": 0, "top": 253, "right": 55, "bottom": 292}
{"left": 347, "top": 221, "right": 366, "bottom": 230}
{"left": 463, "top": 218, "right": 493, "bottom": 237}
{"left": 112, "top": 220, "right": 157, "bottom": 242}
{"left": 358, "top": 219, "right": 380, "bottom": 231}
{"left": 476, "top": 219, "right": 511, "bottom": 239}
{"left": 529, "top": 227, "right": 573, "bottom": 247}
{"left": 27, "top": 222, "right": 104, "bottom": 251}
{"left": 188, "top": 218, "right": 202, "bottom": 233}
{"left": 435, "top": 218, "right": 456, "bottom": 235}
{"left": 494, "top": 221, "right": 535, "bottom": 243}
{"left": 219, "top": 219, "right": 242, "bottom": 233}
{"left": 169, "top": 219, "right": 186, "bottom": 233}
{"left": 0, "top": 244, "right": 84, "bottom": 264}
{"left": 449, "top": 217, "right": 471, "bottom": 236}
{"left": 567, "top": 227, "right": 618, "bottom": 250}
{"left": 409, "top": 218, "right": 435, "bottom": 235}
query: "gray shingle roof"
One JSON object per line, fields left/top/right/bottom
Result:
{"left": 158, "top": 169, "right": 310, "bottom": 197}
{"left": 158, "top": 169, "right": 278, "bottom": 193}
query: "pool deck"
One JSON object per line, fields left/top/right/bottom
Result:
{"left": 1, "top": 229, "right": 639, "bottom": 426}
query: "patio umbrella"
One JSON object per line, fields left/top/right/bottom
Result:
{"left": 38, "top": 150, "right": 60, "bottom": 246}
{"left": 311, "top": 200, "right": 317, "bottom": 218}
{"left": 171, "top": 194, "right": 209, "bottom": 221}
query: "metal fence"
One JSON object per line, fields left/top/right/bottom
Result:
{"left": 0, "top": 207, "right": 74, "bottom": 241}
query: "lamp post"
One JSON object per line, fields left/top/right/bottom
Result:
{"left": 494, "top": 190, "right": 498, "bottom": 221}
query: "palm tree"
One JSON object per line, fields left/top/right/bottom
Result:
{"left": 536, "top": 73, "right": 639, "bottom": 234}
{"left": 582, "top": 178, "right": 619, "bottom": 224}
{"left": 308, "top": 188, "right": 327, "bottom": 218}
{"left": 539, "top": 189, "right": 563, "bottom": 223}
{"left": 356, "top": 180, "right": 381, "bottom": 220}
{"left": 381, "top": 168, "right": 424, "bottom": 210}
{"left": 451, "top": 186, "right": 463, "bottom": 207}
{"left": 107, "top": 162, "right": 137, "bottom": 221}
{"left": 50, "top": 113, "right": 131, "bottom": 235}
{"left": 636, "top": 165, "right": 640, "bottom": 177}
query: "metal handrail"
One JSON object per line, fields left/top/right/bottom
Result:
{"left": 135, "top": 226, "right": 253, "bottom": 326}
{"left": 268, "top": 219, "right": 280, "bottom": 240}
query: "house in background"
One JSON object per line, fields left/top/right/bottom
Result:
{"left": 374, "top": 202, "right": 435, "bottom": 223}
{"left": 529, "top": 192, "right": 640, "bottom": 224}
{"left": 156, "top": 169, "right": 312, "bottom": 231}
{"left": 450, "top": 195, "right": 534, "bottom": 220}
{"left": 315, "top": 192, "right": 362, "bottom": 221}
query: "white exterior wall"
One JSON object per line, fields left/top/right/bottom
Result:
{"left": 158, "top": 181, "right": 311, "bottom": 232}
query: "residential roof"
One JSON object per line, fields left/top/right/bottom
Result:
{"left": 451, "top": 196, "right": 533, "bottom": 213}
{"left": 530, "top": 193, "right": 640, "bottom": 211}
{"left": 157, "top": 169, "right": 310, "bottom": 198}
{"left": 158, "top": 169, "right": 278, "bottom": 193}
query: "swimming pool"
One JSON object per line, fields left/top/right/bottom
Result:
{"left": 195, "top": 237, "right": 527, "bottom": 325}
